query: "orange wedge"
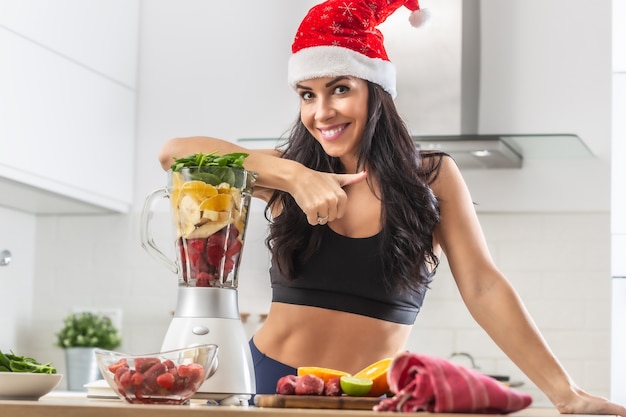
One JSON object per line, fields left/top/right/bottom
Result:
{"left": 199, "top": 193, "right": 232, "bottom": 212}
{"left": 297, "top": 366, "right": 350, "bottom": 384}
{"left": 354, "top": 358, "right": 393, "bottom": 397}
{"left": 182, "top": 180, "right": 218, "bottom": 200}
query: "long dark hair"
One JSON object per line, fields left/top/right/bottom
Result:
{"left": 265, "top": 81, "right": 443, "bottom": 293}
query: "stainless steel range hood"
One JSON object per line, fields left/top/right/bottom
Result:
{"left": 238, "top": 133, "right": 592, "bottom": 170}
{"left": 413, "top": 133, "right": 593, "bottom": 169}
{"left": 414, "top": 135, "right": 523, "bottom": 169}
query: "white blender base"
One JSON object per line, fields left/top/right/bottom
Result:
{"left": 161, "top": 316, "right": 255, "bottom": 403}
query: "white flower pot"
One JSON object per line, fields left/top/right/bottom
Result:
{"left": 64, "top": 347, "right": 102, "bottom": 391}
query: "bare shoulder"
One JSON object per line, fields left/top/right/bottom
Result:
{"left": 423, "top": 153, "right": 465, "bottom": 198}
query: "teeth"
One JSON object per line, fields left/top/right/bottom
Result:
{"left": 320, "top": 125, "right": 345, "bottom": 137}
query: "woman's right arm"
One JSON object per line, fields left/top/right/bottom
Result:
{"left": 159, "top": 136, "right": 294, "bottom": 200}
{"left": 158, "top": 136, "right": 367, "bottom": 224}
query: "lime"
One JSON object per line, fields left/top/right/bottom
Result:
{"left": 339, "top": 375, "right": 373, "bottom": 396}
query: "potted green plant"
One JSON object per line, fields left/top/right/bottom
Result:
{"left": 56, "top": 312, "right": 122, "bottom": 391}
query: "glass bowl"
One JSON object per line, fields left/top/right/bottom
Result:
{"left": 95, "top": 344, "right": 218, "bottom": 405}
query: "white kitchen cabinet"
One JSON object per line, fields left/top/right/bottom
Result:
{"left": 0, "top": 0, "right": 138, "bottom": 214}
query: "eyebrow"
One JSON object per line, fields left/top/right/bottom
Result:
{"left": 295, "top": 76, "right": 351, "bottom": 90}
{"left": 325, "top": 76, "right": 350, "bottom": 87}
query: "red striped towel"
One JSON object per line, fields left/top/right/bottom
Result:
{"left": 374, "top": 352, "right": 532, "bottom": 413}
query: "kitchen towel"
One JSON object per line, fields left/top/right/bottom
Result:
{"left": 374, "top": 352, "right": 532, "bottom": 413}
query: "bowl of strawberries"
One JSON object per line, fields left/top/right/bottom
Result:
{"left": 95, "top": 344, "right": 218, "bottom": 405}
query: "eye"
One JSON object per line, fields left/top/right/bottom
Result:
{"left": 334, "top": 85, "right": 349, "bottom": 95}
{"left": 299, "top": 91, "right": 314, "bottom": 101}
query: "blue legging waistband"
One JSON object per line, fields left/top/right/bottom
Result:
{"left": 249, "top": 338, "right": 297, "bottom": 395}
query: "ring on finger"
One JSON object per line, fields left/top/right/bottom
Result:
{"left": 317, "top": 214, "right": 329, "bottom": 224}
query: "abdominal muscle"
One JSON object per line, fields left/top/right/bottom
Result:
{"left": 252, "top": 302, "right": 413, "bottom": 375}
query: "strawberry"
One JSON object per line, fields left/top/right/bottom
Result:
{"left": 226, "top": 238, "right": 242, "bottom": 257}
{"left": 131, "top": 371, "right": 144, "bottom": 387}
{"left": 222, "top": 257, "right": 235, "bottom": 275}
{"left": 108, "top": 358, "right": 128, "bottom": 373}
{"left": 143, "top": 362, "right": 167, "bottom": 392}
{"left": 206, "top": 243, "right": 226, "bottom": 266}
{"left": 117, "top": 369, "right": 133, "bottom": 389}
{"left": 186, "top": 239, "right": 206, "bottom": 268}
{"left": 195, "top": 271, "right": 214, "bottom": 287}
{"left": 134, "top": 357, "right": 160, "bottom": 373}
{"left": 225, "top": 224, "right": 239, "bottom": 241}
{"left": 178, "top": 363, "right": 205, "bottom": 384}
{"left": 162, "top": 359, "right": 176, "bottom": 371}
{"left": 156, "top": 372, "right": 176, "bottom": 390}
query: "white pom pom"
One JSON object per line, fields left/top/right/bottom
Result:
{"left": 409, "top": 8, "right": 431, "bottom": 28}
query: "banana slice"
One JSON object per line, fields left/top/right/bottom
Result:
{"left": 179, "top": 195, "right": 201, "bottom": 235}
{"left": 186, "top": 219, "right": 232, "bottom": 239}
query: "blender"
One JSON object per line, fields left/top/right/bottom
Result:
{"left": 141, "top": 163, "right": 257, "bottom": 404}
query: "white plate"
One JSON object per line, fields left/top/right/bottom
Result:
{"left": 84, "top": 379, "right": 118, "bottom": 399}
{"left": 0, "top": 372, "right": 63, "bottom": 400}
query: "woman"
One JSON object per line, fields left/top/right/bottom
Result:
{"left": 159, "top": 0, "right": 625, "bottom": 415}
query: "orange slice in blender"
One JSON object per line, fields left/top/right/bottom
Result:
{"left": 199, "top": 194, "right": 232, "bottom": 212}
{"left": 353, "top": 358, "right": 393, "bottom": 397}
{"left": 182, "top": 181, "right": 218, "bottom": 200}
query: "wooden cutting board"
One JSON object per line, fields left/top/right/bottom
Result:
{"left": 254, "top": 394, "right": 382, "bottom": 410}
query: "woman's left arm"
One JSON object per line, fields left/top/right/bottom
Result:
{"left": 430, "top": 156, "right": 625, "bottom": 417}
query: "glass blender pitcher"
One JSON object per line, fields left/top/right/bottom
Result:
{"left": 141, "top": 165, "right": 257, "bottom": 403}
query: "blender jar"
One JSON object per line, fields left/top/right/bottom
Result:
{"left": 142, "top": 166, "right": 256, "bottom": 288}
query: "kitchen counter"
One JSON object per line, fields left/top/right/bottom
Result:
{"left": 0, "top": 392, "right": 618, "bottom": 417}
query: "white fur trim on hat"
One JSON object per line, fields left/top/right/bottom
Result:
{"left": 409, "top": 8, "right": 431, "bottom": 28}
{"left": 288, "top": 46, "right": 397, "bottom": 98}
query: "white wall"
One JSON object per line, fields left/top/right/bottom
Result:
{"left": 611, "top": 0, "right": 626, "bottom": 404}
{"left": 0, "top": 207, "right": 36, "bottom": 351}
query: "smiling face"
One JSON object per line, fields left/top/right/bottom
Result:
{"left": 296, "top": 76, "right": 369, "bottom": 171}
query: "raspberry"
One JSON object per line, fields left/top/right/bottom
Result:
{"left": 324, "top": 377, "right": 342, "bottom": 396}
{"left": 295, "top": 374, "right": 324, "bottom": 395}
{"left": 276, "top": 375, "right": 297, "bottom": 395}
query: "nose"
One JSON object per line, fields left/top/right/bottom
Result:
{"left": 314, "top": 96, "right": 336, "bottom": 122}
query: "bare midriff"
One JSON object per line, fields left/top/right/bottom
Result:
{"left": 252, "top": 302, "right": 412, "bottom": 374}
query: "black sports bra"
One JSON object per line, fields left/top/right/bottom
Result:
{"left": 270, "top": 226, "right": 432, "bottom": 325}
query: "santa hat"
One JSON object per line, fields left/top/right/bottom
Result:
{"left": 287, "top": 0, "right": 430, "bottom": 99}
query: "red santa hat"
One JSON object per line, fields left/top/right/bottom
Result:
{"left": 287, "top": 0, "right": 429, "bottom": 99}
